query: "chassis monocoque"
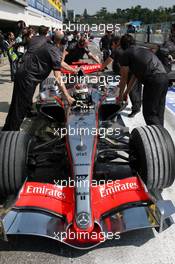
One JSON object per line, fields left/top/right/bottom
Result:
{"left": 0, "top": 63, "right": 175, "bottom": 250}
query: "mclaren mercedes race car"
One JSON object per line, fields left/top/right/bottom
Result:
{"left": 0, "top": 63, "right": 175, "bottom": 250}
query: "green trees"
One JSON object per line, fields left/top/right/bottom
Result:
{"left": 79, "top": 5, "right": 175, "bottom": 25}
{"left": 83, "top": 9, "right": 88, "bottom": 20}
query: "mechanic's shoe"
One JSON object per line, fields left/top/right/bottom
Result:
{"left": 128, "top": 110, "right": 140, "bottom": 118}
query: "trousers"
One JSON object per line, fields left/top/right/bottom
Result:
{"left": 142, "top": 73, "right": 168, "bottom": 126}
{"left": 2, "top": 70, "right": 38, "bottom": 131}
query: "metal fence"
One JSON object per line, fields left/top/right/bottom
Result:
{"left": 123, "top": 21, "right": 175, "bottom": 44}
{"left": 130, "top": 32, "right": 169, "bottom": 45}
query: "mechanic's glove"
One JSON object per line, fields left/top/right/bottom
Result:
{"left": 168, "top": 55, "right": 174, "bottom": 62}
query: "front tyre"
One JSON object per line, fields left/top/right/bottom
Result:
{"left": 129, "top": 125, "right": 175, "bottom": 190}
{"left": 0, "top": 131, "right": 32, "bottom": 198}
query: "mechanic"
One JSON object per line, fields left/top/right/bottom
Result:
{"left": 99, "top": 30, "right": 113, "bottom": 62}
{"left": 3, "top": 32, "right": 18, "bottom": 81}
{"left": 118, "top": 34, "right": 168, "bottom": 126}
{"left": 101, "top": 36, "right": 122, "bottom": 75}
{"left": 2, "top": 31, "right": 78, "bottom": 131}
{"left": 68, "top": 30, "right": 80, "bottom": 46}
{"left": 155, "top": 25, "right": 175, "bottom": 73}
{"left": 101, "top": 36, "right": 142, "bottom": 118}
{"left": 25, "top": 25, "right": 49, "bottom": 51}
{"left": 64, "top": 37, "right": 100, "bottom": 65}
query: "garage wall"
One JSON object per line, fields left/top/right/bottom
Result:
{"left": 0, "top": 0, "right": 62, "bottom": 29}
{"left": 0, "top": 0, "right": 26, "bottom": 22}
{"left": 26, "top": 6, "right": 62, "bottom": 28}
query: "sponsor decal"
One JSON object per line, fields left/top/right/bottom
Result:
{"left": 74, "top": 163, "right": 90, "bottom": 167}
{"left": 76, "top": 152, "right": 87, "bottom": 157}
{"left": 76, "top": 192, "right": 89, "bottom": 196}
{"left": 82, "top": 65, "right": 101, "bottom": 70}
{"left": 21, "top": 183, "right": 66, "bottom": 200}
{"left": 76, "top": 212, "right": 91, "bottom": 229}
{"left": 100, "top": 180, "right": 139, "bottom": 198}
{"left": 48, "top": 0, "right": 62, "bottom": 12}
{"left": 76, "top": 174, "right": 88, "bottom": 181}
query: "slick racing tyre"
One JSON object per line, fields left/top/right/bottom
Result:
{"left": 0, "top": 131, "right": 32, "bottom": 198}
{"left": 129, "top": 125, "right": 175, "bottom": 190}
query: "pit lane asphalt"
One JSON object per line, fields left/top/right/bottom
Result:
{"left": 0, "top": 48, "right": 175, "bottom": 264}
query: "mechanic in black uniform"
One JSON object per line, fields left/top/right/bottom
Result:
{"left": 25, "top": 25, "right": 49, "bottom": 51}
{"left": 64, "top": 37, "right": 100, "bottom": 65}
{"left": 102, "top": 36, "right": 142, "bottom": 118}
{"left": 155, "top": 24, "right": 175, "bottom": 73}
{"left": 2, "top": 31, "right": 78, "bottom": 131}
{"left": 101, "top": 36, "right": 122, "bottom": 75}
{"left": 118, "top": 34, "right": 168, "bottom": 126}
{"left": 68, "top": 30, "right": 80, "bottom": 47}
{"left": 99, "top": 30, "right": 113, "bottom": 62}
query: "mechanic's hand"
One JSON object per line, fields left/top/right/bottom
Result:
{"left": 168, "top": 55, "right": 174, "bottom": 62}
{"left": 101, "top": 65, "right": 106, "bottom": 71}
{"left": 116, "top": 93, "right": 127, "bottom": 105}
{"left": 73, "top": 67, "right": 80, "bottom": 74}
{"left": 116, "top": 96, "right": 123, "bottom": 105}
{"left": 123, "top": 92, "right": 128, "bottom": 102}
{"left": 66, "top": 95, "right": 76, "bottom": 106}
{"left": 96, "top": 56, "right": 101, "bottom": 64}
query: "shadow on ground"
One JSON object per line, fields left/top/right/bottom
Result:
{"left": 0, "top": 73, "right": 10, "bottom": 78}
{"left": 0, "top": 102, "right": 9, "bottom": 113}
{"left": 0, "top": 78, "right": 12, "bottom": 84}
{"left": 0, "top": 229, "right": 155, "bottom": 258}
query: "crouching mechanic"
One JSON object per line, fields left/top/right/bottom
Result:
{"left": 101, "top": 36, "right": 142, "bottom": 118}
{"left": 64, "top": 37, "right": 100, "bottom": 65}
{"left": 2, "top": 31, "right": 78, "bottom": 131}
{"left": 118, "top": 34, "right": 168, "bottom": 126}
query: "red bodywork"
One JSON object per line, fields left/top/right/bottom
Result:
{"left": 15, "top": 177, "right": 150, "bottom": 245}
{"left": 13, "top": 63, "right": 151, "bottom": 247}
{"left": 16, "top": 178, "right": 149, "bottom": 220}
{"left": 61, "top": 63, "right": 102, "bottom": 75}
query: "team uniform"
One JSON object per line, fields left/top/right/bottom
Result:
{"left": 65, "top": 42, "right": 90, "bottom": 65}
{"left": 110, "top": 48, "right": 142, "bottom": 115}
{"left": 120, "top": 46, "right": 168, "bottom": 125}
{"left": 3, "top": 37, "right": 62, "bottom": 131}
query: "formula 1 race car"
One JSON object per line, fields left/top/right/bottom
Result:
{"left": 0, "top": 63, "right": 175, "bottom": 250}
